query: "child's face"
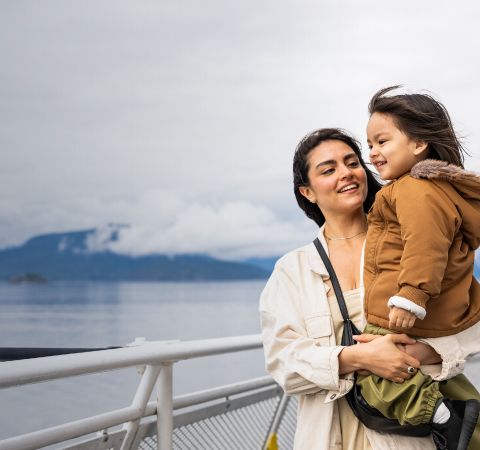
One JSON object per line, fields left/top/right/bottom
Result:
{"left": 367, "top": 112, "right": 427, "bottom": 181}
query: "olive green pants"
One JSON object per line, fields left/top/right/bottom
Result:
{"left": 357, "top": 324, "right": 480, "bottom": 448}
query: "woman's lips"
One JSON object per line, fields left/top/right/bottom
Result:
{"left": 340, "top": 187, "right": 359, "bottom": 194}
{"left": 338, "top": 184, "right": 359, "bottom": 194}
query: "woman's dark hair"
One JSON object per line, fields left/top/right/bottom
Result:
{"left": 293, "top": 128, "right": 382, "bottom": 228}
{"left": 369, "top": 85, "right": 467, "bottom": 167}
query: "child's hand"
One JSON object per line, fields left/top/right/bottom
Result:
{"left": 389, "top": 306, "right": 417, "bottom": 329}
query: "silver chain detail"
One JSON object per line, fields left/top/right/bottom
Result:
{"left": 324, "top": 228, "right": 368, "bottom": 241}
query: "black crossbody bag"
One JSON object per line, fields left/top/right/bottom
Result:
{"left": 313, "top": 238, "right": 431, "bottom": 437}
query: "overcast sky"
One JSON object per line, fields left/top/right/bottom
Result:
{"left": 1, "top": 1, "right": 480, "bottom": 259}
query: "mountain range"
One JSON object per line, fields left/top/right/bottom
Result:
{"left": 5, "top": 228, "right": 475, "bottom": 283}
{"left": 0, "top": 229, "right": 278, "bottom": 281}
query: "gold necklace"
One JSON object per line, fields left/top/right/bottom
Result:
{"left": 324, "top": 228, "right": 368, "bottom": 241}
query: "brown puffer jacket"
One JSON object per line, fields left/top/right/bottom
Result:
{"left": 364, "top": 159, "right": 480, "bottom": 338}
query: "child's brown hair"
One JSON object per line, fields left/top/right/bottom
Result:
{"left": 369, "top": 85, "right": 467, "bottom": 167}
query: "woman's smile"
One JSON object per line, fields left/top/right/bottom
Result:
{"left": 338, "top": 182, "right": 359, "bottom": 194}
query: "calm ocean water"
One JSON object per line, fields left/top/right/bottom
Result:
{"left": 2, "top": 280, "right": 480, "bottom": 447}
{"left": 0, "top": 280, "right": 268, "bottom": 443}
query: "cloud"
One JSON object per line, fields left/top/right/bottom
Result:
{"left": 84, "top": 200, "right": 317, "bottom": 260}
{"left": 1, "top": 1, "right": 480, "bottom": 258}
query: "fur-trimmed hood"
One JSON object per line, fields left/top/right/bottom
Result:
{"left": 411, "top": 159, "right": 480, "bottom": 249}
{"left": 411, "top": 159, "right": 480, "bottom": 183}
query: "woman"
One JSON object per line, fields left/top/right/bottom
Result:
{"left": 259, "top": 128, "right": 480, "bottom": 449}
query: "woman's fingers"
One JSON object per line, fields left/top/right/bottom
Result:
{"left": 394, "top": 376, "right": 408, "bottom": 383}
{"left": 386, "top": 335, "right": 420, "bottom": 370}
{"left": 387, "top": 333, "right": 416, "bottom": 345}
{"left": 356, "top": 369, "right": 373, "bottom": 376}
{"left": 353, "top": 334, "right": 383, "bottom": 343}
{"left": 358, "top": 333, "right": 421, "bottom": 383}
{"left": 403, "top": 354, "right": 420, "bottom": 371}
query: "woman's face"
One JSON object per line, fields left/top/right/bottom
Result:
{"left": 300, "top": 140, "right": 368, "bottom": 218}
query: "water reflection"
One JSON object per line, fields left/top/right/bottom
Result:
{"left": 0, "top": 280, "right": 268, "bottom": 441}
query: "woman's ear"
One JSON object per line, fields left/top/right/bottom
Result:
{"left": 413, "top": 140, "right": 429, "bottom": 157}
{"left": 299, "top": 186, "right": 315, "bottom": 203}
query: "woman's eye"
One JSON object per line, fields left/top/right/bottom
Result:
{"left": 349, "top": 162, "right": 359, "bottom": 167}
{"left": 322, "top": 168, "right": 334, "bottom": 175}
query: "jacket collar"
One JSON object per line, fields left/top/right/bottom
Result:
{"left": 411, "top": 159, "right": 480, "bottom": 183}
{"left": 306, "top": 224, "right": 330, "bottom": 280}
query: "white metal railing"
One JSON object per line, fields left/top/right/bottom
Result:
{"left": 0, "top": 334, "right": 278, "bottom": 450}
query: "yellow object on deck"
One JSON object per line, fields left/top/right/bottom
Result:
{"left": 266, "top": 432, "right": 278, "bottom": 450}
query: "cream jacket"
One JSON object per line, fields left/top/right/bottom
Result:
{"left": 259, "top": 225, "right": 480, "bottom": 450}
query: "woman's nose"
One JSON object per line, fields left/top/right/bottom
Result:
{"left": 339, "top": 164, "right": 354, "bottom": 179}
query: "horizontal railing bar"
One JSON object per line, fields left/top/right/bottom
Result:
{"left": 0, "top": 406, "right": 140, "bottom": 450}
{"left": 0, "top": 334, "right": 263, "bottom": 389}
{"left": 0, "top": 347, "right": 122, "bottom": 362}
{"left": 57, "top": 429, "right": 126, "bottom": 450}
{"left": 144, "top": 375, "right": 276, "bottom": 417}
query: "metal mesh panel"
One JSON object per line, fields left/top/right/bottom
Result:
{"left": 137, "top": 395, "right": 282, "bottom": 450}
{"left": 138, "top": 436, "right": 157, "bottom": 449}
{"left": 276, "top": 396, "right": 298, "bottom": 450}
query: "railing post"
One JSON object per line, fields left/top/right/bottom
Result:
{"left": 156, "top": 362, "right": 173, "bottom": 450}
{"left": 262, "top": 391, "right": 290, "bottom": 450}
{"left": 120, "top": 364, "right": 162, "bottom": 450}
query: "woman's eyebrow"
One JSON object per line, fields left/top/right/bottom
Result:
{"left": 315, "top": 159, "right": 336, "bottom": 169}
{"left": 315, "top": 153, "right": 357, "bottom": 169}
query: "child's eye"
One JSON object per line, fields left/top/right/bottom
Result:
{"left": 379, "top": 140, "right": 386, "bottom": 145}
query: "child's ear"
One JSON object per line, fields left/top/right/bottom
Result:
{"left": 413, "top": 140, "right": 429, "bottom": 157}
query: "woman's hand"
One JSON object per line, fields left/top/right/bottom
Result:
{"left": 351, "top": 333, "right": 442, "bottom": 374}
{"left": 339, "top": 333, "right": 420, "bottom": 383}
{"left": 352, "top": 333, "right": 383, "bottom": 344}
{"left": 352, "top": 334, "right": 383, "bottom": 375}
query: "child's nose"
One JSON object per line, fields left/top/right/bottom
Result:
{"left": 369, "top": 146, "right": 378, "bottom": 160}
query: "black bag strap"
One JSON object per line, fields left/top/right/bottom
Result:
{"left": 313, "top": 238, "right": 350, "bottom": 322}
{"left": 313, "top": 238, "right": 361, "bottom": 346}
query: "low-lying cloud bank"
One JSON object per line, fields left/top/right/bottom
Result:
{"left": 84, "top": 201, "right": 316, "bottom": 260}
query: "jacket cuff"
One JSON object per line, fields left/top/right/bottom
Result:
{"left": 322, "top": 347, "right": 355, "bottom": 403}
{"left": 417, "top": 336, "right": 466, "bottom": 381}
{"left": 396, "top": 285, "right": 429, "bottom": 309}
{"left": 388, "top": 296, "right": 427, "bottom": 319}
{"left": 325, "top": 372, "right": 355, "bottom": 403}
{"left": 312, "top": 346, "right": 343, "bottom": 390}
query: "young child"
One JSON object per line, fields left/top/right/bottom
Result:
{"left": 360, "top": 86, "right": 480, "bottom": 450}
